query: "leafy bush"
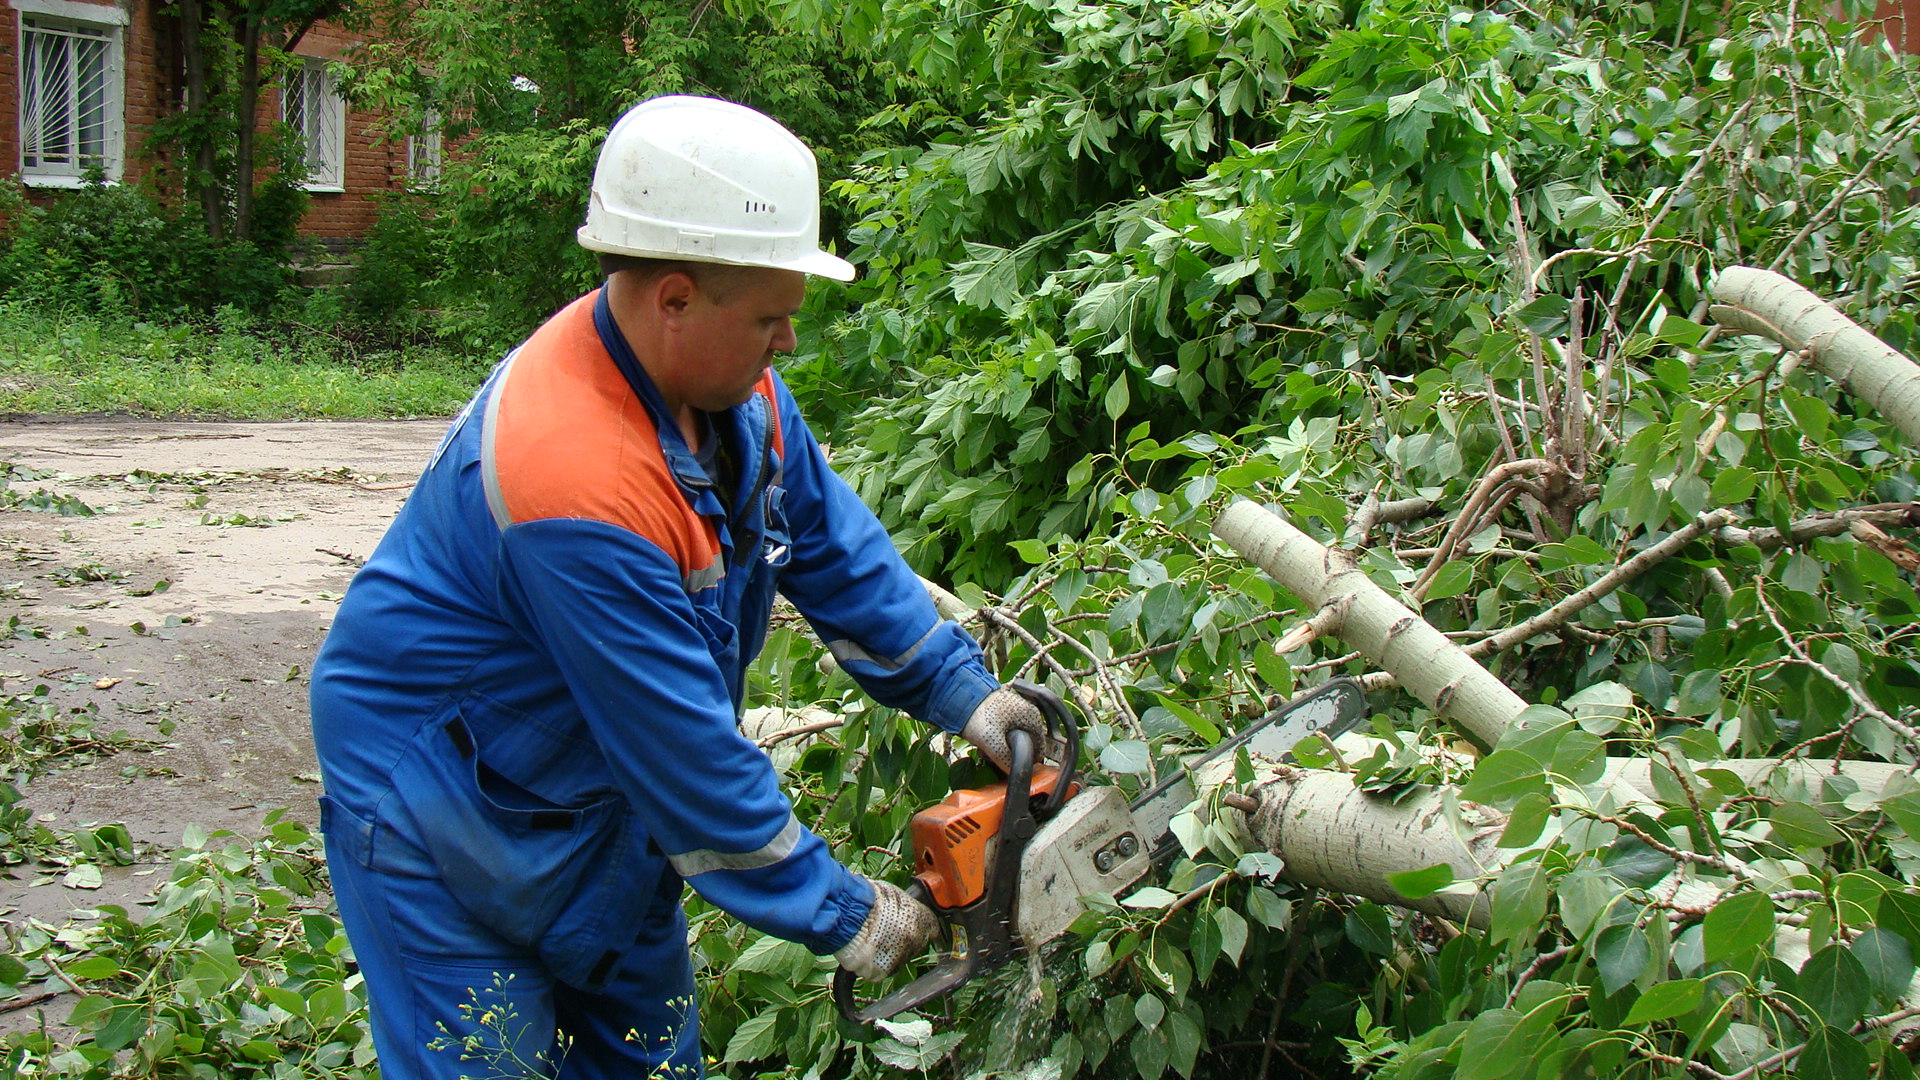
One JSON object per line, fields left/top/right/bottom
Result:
{"left": 346, "top": 194, "right": 445, "bottom": 323}
{"left": 0, "top": 179, "right": 291, "bottom": 317}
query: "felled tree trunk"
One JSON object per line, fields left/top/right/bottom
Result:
{"left": 1212, "top": 500, "right": 1526, "bottom": 748}
{"left": 1709, "top": 266, "right": 1920, "bottom": 445}
{"left": 1232, "top": 767, "right": 1500, "bottom": 926}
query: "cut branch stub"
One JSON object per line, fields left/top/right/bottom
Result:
{"left": 1709, "top": 266, "right": 1920, "bottom": 448}
{"left": 1213, "top": 500, "right": 1527, "bottom": 748}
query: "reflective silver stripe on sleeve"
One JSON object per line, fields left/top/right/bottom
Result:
{"left": 683, "top": 562, "right": 723, "bottom": 593}
{"left": 826, "top": 622, "right": 941, "bottom": 674}
{"left": 478, "top": 348, "right": 522, "bottom": 531}
{"left": 667, "top": 812, "right": 803, "bottom": 877}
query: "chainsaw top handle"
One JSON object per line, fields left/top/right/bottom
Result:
{"left": 1004, "top": 678, "right": 1079, "bottom": 808}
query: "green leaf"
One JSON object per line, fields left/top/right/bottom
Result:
{"left": 1104, "top": 374, "right": 1131, "bottom": 420}
{"left": 1498, "top": 792, "right": 1552, "bottom": 848}
{"left": 94, "top": 1005, "right": 147, "bottom": 1052}
{"left": 1673, "top": 669, "right": 1723, "bottom": 717}
{"left": 1595, "top": 923, "right": 1653, "bottom": 996}
{"left": 1345, "top": 904, "right": 1394, "bottom": 955}
{"left": 1251, "top": 645, "right": 1294, "bottom": 697}
{"left": 1122, "top": 887, "right": 1179, "bottom": 909}
{"left": 1139, "top": 582, "right": 1186, "bottom": 643}
{"left": 1799, "top": 944, "right": 1869, "bottom": 1026}
{"left": 1796, "top": 1024, "right": 1872, "bottom": 1080}
{"left": 1620, "top": 977, "right": 1703, "bottom": 1025}
{"left": 1246, "top": 888, "right": 1290, "bottom": 930}
{"left": 1215, "top": 906, "right": 1248, "bottom": 965}
{"left": 1423, "top": 560, "right": 1475, "bottom": 601}
{"left": 731, "top": 936, "right": 812, "bottom": 980}
{"left": 1490, "top": 858, "right": 1549, "bottom": 946}
{"left": 1770, "top": 802, "right": 1845, "bottom": 850}
{"left": 1135, "top": 993, "right": 1166, "bottom": 1031}
{"left": 1851, "top": 928, "right": 1914, "bottom": 1002}
{"left": 1460, "top": 750, "right": 1548, "bottom": 805}
{"left": 1387, "top": 863, "right": 1456, "bottom": 900}
{"left": 1154, "top": 695, "right": 1221, "bottom": 743}
{"left": 61, "top": 957, "right": 123, "bottom": 980}
{"left": 1455, "top": 1009, "right": 1527, "bottom": 1080}
{"left": 1132, "top": 1026, "right": 1170, "bottom": 1080}
{"left": 1702, "top": 892, "right": 1775, "bottom": 963}
{"left": 1510, "top": 294, "right": 1571, "bottom": 335}
{"left": 950, "top": 243, "right": 1022, "bottom": 313}
{"left": 1009, "top": 538, "right": 1050, "bottom": 564}
{"left": 1877, "top": 891, "right": 1920, "bottom": 954}
{"left": 1878, "top": 790, "right": 1920, "bottom": 838}
{"left": 724, "top": 1013, "right": 781, "bottom": 1063}
{"left": 1101, "top": 739, "right": 1151, "bottom": 775}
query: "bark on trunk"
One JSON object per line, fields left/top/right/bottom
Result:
{"left": 177, "top": 0, "right": 224, "bottom": 241}
{"left": 1238, "top": 767, "right": 1501, "bottom": 926}
{"left": 1709, "top": 266, "right": 1920, "bottom": 447}
{"left": 1212, "top": 500, "right": 1527, "bottom": 748}
{"left": 232, "top": 14, "right": 262, "bottom": 244}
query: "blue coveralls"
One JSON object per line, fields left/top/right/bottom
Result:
{"left": 309, "top": 288, "right": 997, "bottom": 1079}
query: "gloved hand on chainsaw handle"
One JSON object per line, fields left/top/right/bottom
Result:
{"left": 960, "top": 685, "right": 1054, "bottom": 773}
{"left": 834, "top": 878, "right": 940, "bottom": 981}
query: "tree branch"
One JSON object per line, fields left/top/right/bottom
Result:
{"left": 1470, "top": 509, "right": 1737, "bottom": 657}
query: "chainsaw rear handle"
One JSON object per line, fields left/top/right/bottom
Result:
{"left": 835, "top": 709, "right": 1065, "bottom": 1025}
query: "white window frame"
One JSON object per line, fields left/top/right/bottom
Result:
{"left": 406, "top": 106, "right": 442, "bottom": 191}
{"left": 282, "top": 56, "right": 347, "bottom": 192}
{"left": 12, "top": 0, "right": 127, "bottom": 188}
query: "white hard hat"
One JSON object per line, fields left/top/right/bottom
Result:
{"left": 577, "top": 96, "right": 855, "bottom": 282}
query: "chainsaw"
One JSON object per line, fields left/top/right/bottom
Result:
{"left": 833, "top": 677, "right": 1369, "bottom": 1024}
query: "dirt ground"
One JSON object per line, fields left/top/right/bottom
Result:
{"left": 0, "top": 416, "right": 447, "bottom": 932}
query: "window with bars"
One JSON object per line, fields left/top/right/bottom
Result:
{"left": 407, "top": 107, "right": 442, "bottom": 190}
{"left": 283, "top": 58, "right": 346, "bottom": 191}
{"left": 18, "top": 14, "right": 123, "bottom": 185}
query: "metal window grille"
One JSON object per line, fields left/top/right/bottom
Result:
{"left": 284, "top": 59, "right": 345, "bottom": 190}
{"left": 19, "top": 17, "right": 118, "bottom": 180}
{"left": 407, "top": 107, "right": 442, "bottom": 189}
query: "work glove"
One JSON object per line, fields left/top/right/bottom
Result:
{"left": 959, "top": 685, "right": 1052, "bottom": 774}
{"left": 834, "top": 878, "right": 940, "bottom": 981}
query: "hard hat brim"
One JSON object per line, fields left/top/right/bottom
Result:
{"left": 577, "top": 228, "right": 857, "bottom": 283}
{"left": 780, "top": 249, "right": 857, "bottom": 283}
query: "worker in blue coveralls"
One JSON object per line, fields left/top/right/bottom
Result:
{"left": 308, "top": 95, "right": 1051, "bottom": 1079}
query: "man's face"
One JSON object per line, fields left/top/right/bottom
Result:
{"left": 674, "top": 267, "right": 806, "bottom": 413}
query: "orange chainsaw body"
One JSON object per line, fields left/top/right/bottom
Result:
{"left": 911, "top": 766, "right": 1078, "bottom": 910}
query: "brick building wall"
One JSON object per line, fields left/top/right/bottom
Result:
{"left": 0, "top": 0, "right": 414, "bottom": 245}
{"left": 1873, "top": 0, "right": 1920, "bottom": 51}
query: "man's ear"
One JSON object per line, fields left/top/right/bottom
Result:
{"left": 653, "top": 270, "right": 699, "bottom": 323}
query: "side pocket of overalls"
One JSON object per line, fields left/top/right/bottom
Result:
{"left": 376, "top": 699, "right": 673, "bottom": 992}
{"left": 379, "top": 703, "right": 617, "bottom": 954}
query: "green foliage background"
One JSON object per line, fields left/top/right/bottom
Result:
{"left": 340, "top": 0, "right": 909, "bottom": 351}
{"left": 5, "top": 0, "right": 1920, "bottom": 1079}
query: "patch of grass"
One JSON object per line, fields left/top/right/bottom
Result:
{"left": 0, "top": 303, "right": 490, "bottom": 420}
